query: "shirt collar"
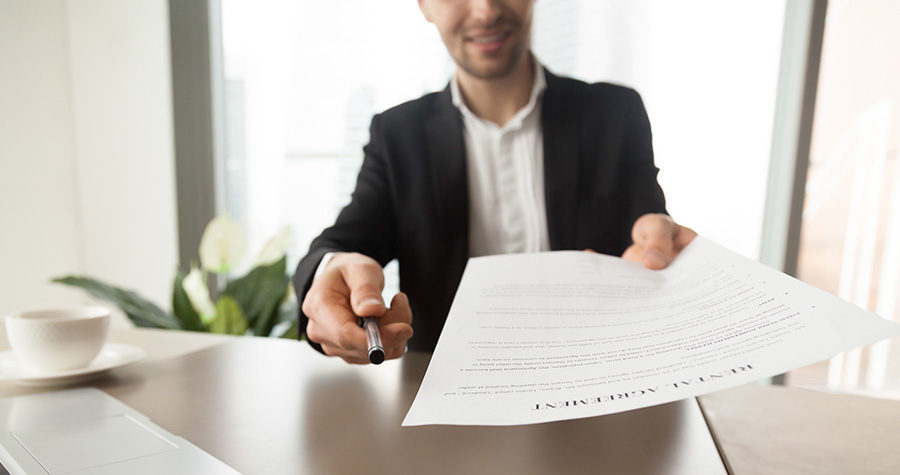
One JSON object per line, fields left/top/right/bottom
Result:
{"left": 450, "top": 55, "right": 547, "bottom": 131}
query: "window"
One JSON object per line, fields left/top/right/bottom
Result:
{"left": 788, "top": 0, "right": 900, "bottom": 396}
{"left": 218, "top": 1, "right": 785, "bottom": 299}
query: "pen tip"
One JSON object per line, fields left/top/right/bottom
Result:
{"left": 369, "top": 348, "right": 385, "bottom": 365}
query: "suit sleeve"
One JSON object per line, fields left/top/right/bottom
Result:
{"left": 620, "top": 89, "right": 668, "bottom": 247}
{"left": 292, "top": 114, "right": 397, "bottom": 353}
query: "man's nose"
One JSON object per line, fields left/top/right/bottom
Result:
{"left": 469, "top": 0, "right": 502, "bottom": 26}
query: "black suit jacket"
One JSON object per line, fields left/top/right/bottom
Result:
{"left": 293, "top": 69, "right": 667, "bottom": 352}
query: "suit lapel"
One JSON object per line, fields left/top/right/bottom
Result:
{"left": 542, "top": 70, "right": 580, "bottom": 250}
{"left": 425, "top": 86, "right": 469, "bottom": 259}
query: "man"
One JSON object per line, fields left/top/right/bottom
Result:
{"left": 293, "top": 0, "right": 696, "bottom": 364}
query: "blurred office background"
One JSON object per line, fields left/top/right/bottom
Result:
{"left": 0, "top": 0, "right": 898, "bottom": 396}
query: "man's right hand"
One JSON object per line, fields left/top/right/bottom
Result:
{"left": 301, "top": 252, "right": 413, "bottom": 364}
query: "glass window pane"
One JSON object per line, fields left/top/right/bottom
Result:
{"left": 218, "top": 1, "right": 784, "bottom": 300}
{"left": 790, "top": 1, "right": 900, "bottom": 395}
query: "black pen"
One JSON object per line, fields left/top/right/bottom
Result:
{"left": 360, "top": 317, "right": 385, "bottom": 364}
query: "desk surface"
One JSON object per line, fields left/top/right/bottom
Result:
{"left": 0, "top": 331, "right": 724, "bottom": 474}
{"left": 3, "top": 328, "right": 900, "bottom": 474}
{"left": 97, "top": 339, "right": 724, "bottom": 474}
{"left": 700, "top": 383, "right": 900, "bottom": 474}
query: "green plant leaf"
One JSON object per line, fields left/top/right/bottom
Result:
{"left": 268, "top": 297, "right": 298, "bottom": 338}
{"left": 210, "top": 295, "right": 248, "bottom": 335}
{"left": 222, "top": 256, "right": 288, "bottom": 336}
{"left": 278, "top": 321, "right": 298, "bottom": 340}
{"left": 52, "top": 276, "right": 180, "bottom": 329}
{"left": 172, "top": 270, "right": 205, "bottom": 331}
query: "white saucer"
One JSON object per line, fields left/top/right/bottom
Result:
{"left": 0, "top": 343, "right": 146, "bottom": 387}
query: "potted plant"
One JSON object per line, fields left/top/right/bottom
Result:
{"left": 54, "top": 216, "right": 299, "bottom": 338}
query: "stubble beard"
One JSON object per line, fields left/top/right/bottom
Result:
{"left": 455, "top": 37, "right": 530, "bottom": 80}
{"left": 452, "top": 14, "right": 532, "bottom": 80}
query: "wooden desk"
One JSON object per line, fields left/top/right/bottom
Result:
{"left": 101, "top": 339, "right": 725, "bottom": 474}
{"left": 3, "top": 328, "right": 900, "bottom": 473}
{"left": 699, "top": 384, "right": 900, "bottom": 474}
{"left": 1, "top": 330, "right": 725, "bottom": 474}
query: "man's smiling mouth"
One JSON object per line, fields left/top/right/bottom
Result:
{"left": 466, "top": 30, "right": 512, "bottom": 44}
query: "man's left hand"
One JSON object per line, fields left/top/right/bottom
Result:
{"left": 622, "top": 213, "right": 697, "bottom": 270}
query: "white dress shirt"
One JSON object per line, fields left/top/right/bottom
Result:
{"left": 316, "top": 59, "right": 550, "bottom": 278}
{"left": 451, "top": 57, "right": 549, "bottom": 257}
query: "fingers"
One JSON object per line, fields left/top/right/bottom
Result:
{"left": 674, "top": 224, "right": 698, "bottom": 251}
{"left": 340, "top": 259, "right": 386, "bottom": 317}
{"left": 380, "top": 293, "right": 414, "bottom": 360}
{"left": 315, "top": 293, "right": 413, "bottom": 362}
{"left": 626, "top": 214, "right": 697, "bottom": 270}
{"left": 320, "top": 342, "right": 370, "bottom": 364}
{"left": 302, "top": 270, "right": 355, "bottom": 345}
{"left": 621, "top": 244, "right": 642, "bottom": 263}
{"left": 382, "top": 322, "right": 413, "bottom": 359}
{"left": 303, "top": 253, "right": 386, "bottom": 363}
{"left": 303, "top": 253, "right": 414, "bottom": 364}
{"left": 382, "top": 292, "right": 413, "bottom": 326}
{"left": 631, "top": 213, "right": 676, "bottom": 269}
{"left": 305, "top": 298, "right": 367, "bottom": 356}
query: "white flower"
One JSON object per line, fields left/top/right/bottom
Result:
{"left": 183, "top": 267, "right": 216, "bottom": 324}
{"left": 256, "top": 226, "right": 292, "bottom": 266}
{"left": 199, "top": 216, "right": 246, "bottom": 273}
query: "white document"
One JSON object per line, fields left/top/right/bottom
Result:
{"left": 402, "top": 238, "right": 900, "bottom": 426}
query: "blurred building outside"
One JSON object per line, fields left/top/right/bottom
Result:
{"left": 789, "top": 0, "right": 900, "bottom": 398}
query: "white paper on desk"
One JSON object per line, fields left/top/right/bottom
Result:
{"left": 402, "top": 238, "right": 900, "bottom": 426}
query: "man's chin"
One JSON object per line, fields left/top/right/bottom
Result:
{"left": 458, "top": 57, "right": 521, "bottom": 80}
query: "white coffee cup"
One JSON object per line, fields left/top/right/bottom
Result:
{"left": 5, "top": 307, "right": 110, "bottom": 373}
